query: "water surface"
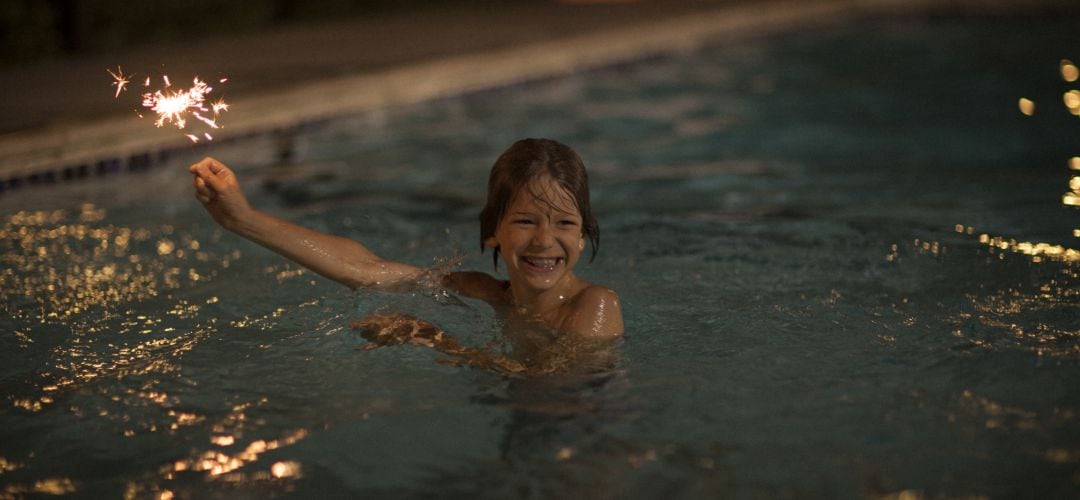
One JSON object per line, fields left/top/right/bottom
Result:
{"left": 2, "top": 10, "right": 1079, "bottom": 498}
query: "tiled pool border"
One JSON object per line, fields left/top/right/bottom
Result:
{"left": 0, "top": 0, "right": 955, "bottom": 196}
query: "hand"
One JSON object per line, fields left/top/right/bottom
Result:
{"left": 189, "top": 157, "right": 253, "bottom": 231}
{"left": 352, "top": 312, "right": 451, "bottom": 350}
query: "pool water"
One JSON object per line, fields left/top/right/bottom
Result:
{"left": 3, "top": 10, "right": 1080, "bottom": 498}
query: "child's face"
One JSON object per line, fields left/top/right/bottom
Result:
{"left": 486, "top": 176, "right": 586, "bottom": 296}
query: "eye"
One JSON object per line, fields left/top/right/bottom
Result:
{"left": 558, "top": 219, "right": 579, "bottom": 228}
{"left": 513, "top": 218, "right": 535, "bottom": 225}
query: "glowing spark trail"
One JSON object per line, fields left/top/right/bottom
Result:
{"left": 212, "top": 98, "right": 229, "bottom": 114}
{"left": 107, "top": 66, "right": 132, "bottom": 98}
{"left": 143, "top": 76, "right": 211, "bottom": 129}
{"left": 109, "top": 67, "right": 230, "bottom": 143}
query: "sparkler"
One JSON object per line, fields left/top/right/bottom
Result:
{"left": 106, "top": 66, "right": 131, "bottom": 98}
{"left": 109, "top": 65, "right": 229, "bottom": 143}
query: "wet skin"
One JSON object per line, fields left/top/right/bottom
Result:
{"left": 190, "top": 157, "right": 623, "bottom": 346}
{"left": 487, "top": 178, "right": 590, "bottom": 326}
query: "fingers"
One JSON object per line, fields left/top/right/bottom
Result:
{"left": 206, "top": 159, "right": 227, "bottom": 175}
{"left": 193, "top": 175, "right": 207, "bottom": 193}
{"left": 189, "top": 156, "right": 231, "bottom": 179}
{"left": 192, "top": 176, "right": 213, "bottom": 204}
{"left": 189, "top": 156, "right": 236, "bottom": 194}
{"left": 189, "top": 156, "right": 217, "bottom": 175}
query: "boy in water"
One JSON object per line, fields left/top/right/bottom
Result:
{"left": 190, "top": 138, "right": 623, "bottom": 346}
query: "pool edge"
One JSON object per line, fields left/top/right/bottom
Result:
{"left": 0, "top": 0, "right": 1010, "bottom": 192}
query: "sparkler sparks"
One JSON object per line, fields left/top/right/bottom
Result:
{"left": 109, "top": 66, "right": 230, "bottom": 143}
{"left": 142, "top": 76, "right": 212, "bottom": 129}
{"left": 106, "top": 66, "right": 132, "bottom": 98}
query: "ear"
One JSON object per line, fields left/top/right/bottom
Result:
{"left": 484, "top": 236, "right": 499, "bottom": 249}
{"left": 578, "top": 237, "right": 585, "bottom": 250}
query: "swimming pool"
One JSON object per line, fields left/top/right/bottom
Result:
{"left": 2, "top": 9, "right": 1079, "bottom": 498}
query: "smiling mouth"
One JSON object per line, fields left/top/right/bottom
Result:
{"left": 520, "top": 256, "right": 564, "bottom": 272}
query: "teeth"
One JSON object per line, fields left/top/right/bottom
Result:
{"left": 524, "top": 257, "right": 559, "bottom": 268}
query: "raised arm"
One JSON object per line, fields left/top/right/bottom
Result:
{"left": 190, "top": 157, "right": 423, "bottom": 290}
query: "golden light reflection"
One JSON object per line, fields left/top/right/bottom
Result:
{"left": 953, "top": 262, "right": 1080, "bottom": 358}
{"left": 170, "top": 429, "right": 308, "bottom": 478}
{"left": 627, "top": 449, "right": 659, "bottom": 468}
{"left": 0, "top": 205, "right": 244, "bottom": 414}
{"left": 1044, "top": 449, "right": 1080, "bottom": 463}
{"left": 167, "top": 410, "right": 203, "bottom": 430}
{"left": 1062, "top": 59, "right": 1079, "bottom": 82}
{"left": 270, "top": 461, "right": 302, "bottom": 479}
{"left": 0, "top": 205, "right": 233, "bottom": 324}
{"left": 122, "top": 483, "right": 174, "bottom": 500}
{"left": 890, "top": 238, "right": 946, "bottom": 262}
{"left": 273, "top": 265, "right": 306, "bottom": 283}
{"left": 1064, "top": 91, "right": 1080, "bottom": 115}
{"left": 1066, "top": 156, "right": 1080, "bottom": 206}
{"left": 1018, "top": 97, "right": 1035, "bottom": 116}
{"left": 960, "top": 389, "right": 1039, "bottom": 431}
{"left": 210, "top": 398, "right": 268, "bottom": 437}
{"left": 211, "top": 435, "right": 235, "bottom": 446}
{"left": 957, "top": 225, "right": 1080, "bottom": 263}
{"left": 13, "top": 398, "right": 44, "bottom": 412}
{"left": 2, "top": 477, "right": 78, "bottom": 496}
{"left": 884, "top": 243, "right": 899, "bottom": 262}
{"left": 0, "top": 457, "right": 21, "bottom": 473}
{"left": 34, "top": 325, "right": 214, "bottom": 402}
{"left": 877, "top": 491, "right": 924, "bottom": 500}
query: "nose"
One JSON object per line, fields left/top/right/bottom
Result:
{"left": 531, "top": 222, "right": 554, "bottom": 248}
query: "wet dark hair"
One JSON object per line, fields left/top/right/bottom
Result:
{"left": 480, "top": 138, "right": 599, "bottom": 268}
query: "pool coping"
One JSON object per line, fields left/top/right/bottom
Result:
{"left": 0, "top": 0, "right": 1000, "bottom": 191}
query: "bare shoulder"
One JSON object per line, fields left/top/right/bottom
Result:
{"left": 564, "top": 285, "right": 624, "bottom": 338}
{"left": 442, "top": 271, "right": 507, "bottom": 304}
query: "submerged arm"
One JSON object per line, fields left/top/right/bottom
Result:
{"left": 190, "top": 157, "right": 422, "bottom": 290}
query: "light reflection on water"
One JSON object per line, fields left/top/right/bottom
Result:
{"left": 2, "top": 9, "right": 1080, "bottom": 499}
{"left": 0, "top": 205, "right": 230, "bottom": 408}
{"left": 0, "top": 200, "right": 345, "bottom": 497}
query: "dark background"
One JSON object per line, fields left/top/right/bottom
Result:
{"left": 6, "top": 0, "right": 1080, "bottom": 66}
{"left": 1, "top": 0, "right": 495, "bottom": 65}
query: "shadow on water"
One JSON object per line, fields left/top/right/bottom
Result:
{"left": 389, "top": 371, "right": 735, "bottom": 500}
{"left": 348, "top": 306, "right": 737, "bottom": 499}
